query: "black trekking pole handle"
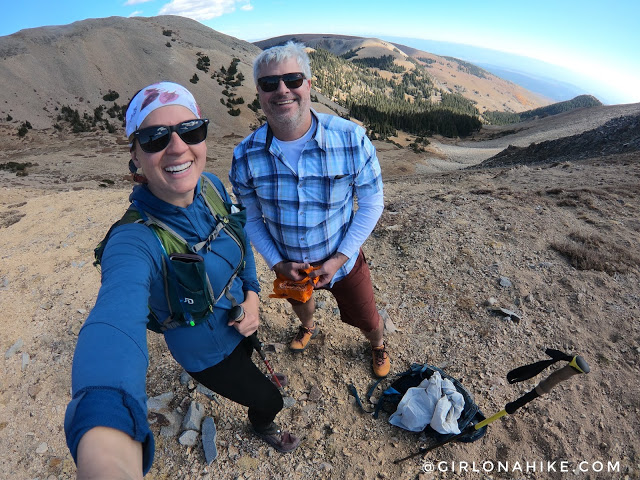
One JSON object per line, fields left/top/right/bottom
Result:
{"left": 228, "top": 305, "right": 283, "bottom": 387}
{"left": 477, "top": 355, "right": 590, "bottom": 427}
{"left": 394, "top": 355, "right": 590, "bottom": 464}
{"left": 228, "top": 305, "right": 264, "bottom": 356}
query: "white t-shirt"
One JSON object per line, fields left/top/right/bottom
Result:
{"left": 271, "top": 116, "right": 317, "bottom": 175}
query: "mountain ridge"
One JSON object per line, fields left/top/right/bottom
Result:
{"left": 1, "top": 20, "right": 555, "bottom": 136}
{"left": 254, "top": 33, "right": 552, "bottom": 115}
{"left": 0, "top": 15, "right": 263, "bottom": 133}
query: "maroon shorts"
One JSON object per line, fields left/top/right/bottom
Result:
{"left": 286, "top": 250, "right": 380, "bottom": 332}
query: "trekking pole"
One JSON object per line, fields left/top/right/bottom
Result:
{"left": 249, "top": 332, "right": 297, "bottom": 408}
{"left": 228, "top": 306, "right": 296, "bottom": 408}
{"left": 394, "top": 354, "right": 590, "bottom": 464}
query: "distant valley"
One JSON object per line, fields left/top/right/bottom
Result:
{"left": 381, "top": 36, "right": 602, "bottom": 103}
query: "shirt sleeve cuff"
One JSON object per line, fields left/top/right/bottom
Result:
{"left": 243, "top": 282, "right": 261, "bottom": 294}
{"left": 64, "top": 387, "right": 155, "bottom": 475}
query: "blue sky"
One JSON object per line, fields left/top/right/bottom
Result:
{"left": 2, "top": 0, "right": 639, "bottom": 104}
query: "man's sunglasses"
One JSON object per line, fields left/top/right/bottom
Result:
{"left": 257, "top": 72, "right": 306, "bottom": 93}
{"left": 131, "top": 119, "right": 209, "bottom": 153}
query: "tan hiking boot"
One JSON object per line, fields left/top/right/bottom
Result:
{"left": 372, "top": 344, "right": 390, "bottom": 378}
{"left": 289, "top": 324, "right": 318, "bottom": 352}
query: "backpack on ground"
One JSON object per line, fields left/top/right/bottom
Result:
{"left": 94, "top": 175, "right": 247, "bottom": 333}
{"left": 349, "top": 362, "right": 487, "bottom": 444}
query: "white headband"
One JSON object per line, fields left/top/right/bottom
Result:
{"left": 125, "top": 82, "right": 201, "bottom": 145}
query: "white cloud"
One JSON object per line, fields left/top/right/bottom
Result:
{"left": 129, "top": 10, "right": 144, "bottom": 17}
{"left": 158, "top": 0, "right": 251, "bottom": 20}
{"left": 124, "top": 0, "right": 154, "bottom": 5}
{"left": 241, "top": 3, "right": 253, "bottom": 11}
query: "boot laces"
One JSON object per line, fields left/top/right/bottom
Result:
{"left": 294, "top": 325, "right": 314, "bottom": 342}
{"left": 373, "top": 345, "right": 388, "bottom": 366}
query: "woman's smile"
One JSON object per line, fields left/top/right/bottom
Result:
{"left": 164, "top": 161, "right": 193, "bottom": 174}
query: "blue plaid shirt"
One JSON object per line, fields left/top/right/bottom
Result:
{"left": 230, "top": 111, "right": 383, "bottom": 283}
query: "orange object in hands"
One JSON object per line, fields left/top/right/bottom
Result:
{"left": 269, "top": 266, "right": 321, "bottom": 303}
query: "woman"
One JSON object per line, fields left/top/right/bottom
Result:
{"left": 64, "top": 82, "right": 299, "bottom": 479}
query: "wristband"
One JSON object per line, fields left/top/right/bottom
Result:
{"left": 228, "top": 305, "right": 245, "bottom": 323}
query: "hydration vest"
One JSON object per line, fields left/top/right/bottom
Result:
{"left": 94, "top": 175, "right": 247, "bottom": 332}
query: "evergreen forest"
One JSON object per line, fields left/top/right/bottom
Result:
{"left": 308, "top": 49, "right": 482, "bottom": 139}
{"left": 483, "top": 95, "right": 603, "bottom": 125}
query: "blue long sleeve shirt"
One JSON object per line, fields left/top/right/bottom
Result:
{"left": 64, "top": 173, "right": 259, "bottom": 474}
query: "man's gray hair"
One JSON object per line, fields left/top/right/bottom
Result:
{"left": 253, "top": 41, "right": 312, "bottom": 84}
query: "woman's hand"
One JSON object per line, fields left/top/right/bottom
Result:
{"left": 77, "top": 427, "right": 143, "bottom": 480}
{"left": 227, "top": 290, "right": 260, "bottom": 336}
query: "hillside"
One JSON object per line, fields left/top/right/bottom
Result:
{"left": 1, "top": 20, "right": 556, "bottom": 145}
{"left": 255, "top": 34, "right": 552, "bottom": 115}
{"left": 484, "top": 95, "right": 603, "bottom": 126}
{"left": 2, "top": 100, "right": 639, "bottom": 479}
{"left": 0, "top": 15, "right": 263, "bottom": 134}
{"left": 477, "top": 112, "right": 640, "bottom": 169}
{"left": 405, "top": 101, "right": 640, "bottom": 174}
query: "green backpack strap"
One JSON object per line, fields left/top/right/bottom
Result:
{"left": 199, "top": 175, "right": 247, "bottom": 255}
{"left": 134, "top": 208, "right": 190, "bottom": 255}
{"left": 200, "top": 175, "right": 230, "bottom": 218}
{"left": 93, "top": 175, "right": 247, "bottom": 332}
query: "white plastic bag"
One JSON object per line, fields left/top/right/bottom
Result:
{"left": 430, "top": 379, "right": 464, "bottom": 434}
{"left": 388, "top": 377, "right": 436, "bottom": 432}
{"left": 388, "top": 371, "right": 464, "bottom": 434}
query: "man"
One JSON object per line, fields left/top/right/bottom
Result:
{"left": 230, "top": 41, "right": 390, "bottom": 377}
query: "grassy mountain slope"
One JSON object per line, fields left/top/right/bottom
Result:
{"left": 1, "top": 20, "right": 587, "bottom": 143}
{"left": 0, "top": 16, "right": 263, "bottom": 135}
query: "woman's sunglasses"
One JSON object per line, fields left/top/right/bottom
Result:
{"left": 257, "top": 72, "right": 306, "bottom": 93}
{"left": 131, "top": 118, "right": 209, "bottom": 153}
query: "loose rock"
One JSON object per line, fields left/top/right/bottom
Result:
{"left": 28, "top": 384, "right": 42, "bottom": 399}
{"left": 148, "top": 392, "right": 174, "bottom": 412}
{"left": 5, "top": 338, "right": 23, "bottom": 359}
{"left": 159, "top": 410, "right": 183, "bottom": 438}
{"left": 196, "top": 384, "right": 218, "bottom": 401}
{"left": 180, "top": 371, "right": 191, "bottom": 385}
{"left": 308, "top": 385, "right": 322, "bottom": 402}
{"left": 178, "top": 430, "right": 199, "bottom": 446}
{"left": 201, "top": 417, "right": 218, "bottom": 464}
{"left": 492, "top": 307, "right": 522, "bottom": 323}
{"left": 21, "top": 352, "right": 29, "bottom": 371}
{"left": 379, "top": 308, "right": 397, "bottom": 333}
{"left": 182, "top": 401, "right": 205, "bottom": 431}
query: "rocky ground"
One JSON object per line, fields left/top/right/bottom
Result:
{"left": 1, "top": 103, "right": 639, "bottom": 479}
